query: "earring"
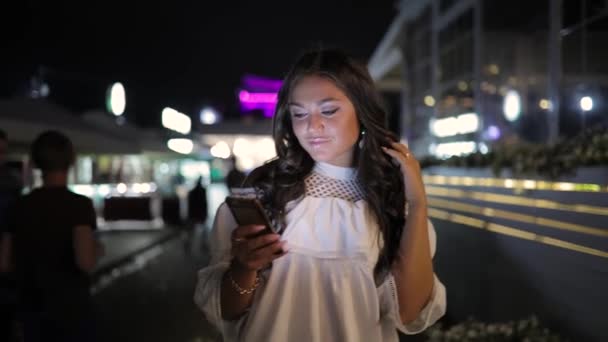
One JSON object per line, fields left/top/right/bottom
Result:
{"left": 358, "top": 130, "right": 366, "bottom": 149}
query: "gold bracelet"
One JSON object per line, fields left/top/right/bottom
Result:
{"left": 227, "top": 269, "right": 261, "bottom": 295}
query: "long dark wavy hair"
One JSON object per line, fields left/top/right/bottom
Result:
{"left": 245, "top": 48, "right": 406, "bottom": 282}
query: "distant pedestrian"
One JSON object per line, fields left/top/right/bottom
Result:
{"left": 225, "top": 156, "right": 246, "bottom": 190}
{"left": 0, "top": 129, "right": 22, "bottom": 226}
{"left": 0, "top": 129, "right": 22, "bottom": 342}
{"left": 2, "top": 130, "right": 103, "bottom": 342}
{"left": 185, "top": 176, "right": 209, "bottom": 257}
{"left": 187, "top": 176, "right": 208, "bottom": 226}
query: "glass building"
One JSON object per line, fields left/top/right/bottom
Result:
{"left": 369, "top": 0, "right": 608, "bottom": 158}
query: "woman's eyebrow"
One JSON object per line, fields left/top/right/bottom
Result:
{"left": 317, "top": 97, "right": 340, "bottom": 104}
{"left": 288, "top": 97, "right": 340, "bottom": 107}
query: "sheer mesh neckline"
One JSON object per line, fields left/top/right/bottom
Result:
{"left": 305, "top": 165, "right": 364, "bottom": 203}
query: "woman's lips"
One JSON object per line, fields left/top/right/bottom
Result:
{"left": 308, "top": 137, "right": 331, "bottom": 147}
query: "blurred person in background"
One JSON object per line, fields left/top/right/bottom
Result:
{"left": 1, "top": 130, "right": 103, "bottom": 342}
{"left": 194, "top": 49, "right": 446, "bottom": 341}
{"left": 0, "top": 129, "right": 22, "bottom": 341}
{"left": 188, "top": 176, "right": 209, "bottom": 226}
{"left": 225, "top": 156, "right": 246, "bottom": 190}
{"left": 0, "top": 129, "right": 22, "bottom": 220}
{"left": 186, "top": 176, "right": 209, "bottom": 256}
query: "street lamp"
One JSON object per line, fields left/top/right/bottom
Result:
{"left": 167, "top": 138, "right": 194, "bottom": 154}
{"left": 200, "top": 107, "right": 219, "bottom": 125}
{"left": 579, "top": 96, "right": 593, "bottom": 111}
{"left": 162, "top": 107, "right": 191, "bottom": 134}
{"left": 503, "top": 90, "right": 521, "bottom": 122}
{"left": 579, "top": 96, "right": 593, "bottom": 131}
{"left": 106, "top": 82, "right": 126, "bottom": 116}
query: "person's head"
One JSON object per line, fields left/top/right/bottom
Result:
{"left": 0, "top": 129, "right": 7, "bottom": 166}
{"left": 30, "top": 130, "right": 75, "bottom": 174}
{"left": 273, "top": 48, "right": 398, "bottom": 168}
{"left": 252, "top": 49, "right": 405, "bottom": 282}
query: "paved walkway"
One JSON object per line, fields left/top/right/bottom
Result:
{"left": 92, "top": 224, "right": 219, "bottom": 342}
{"left": 95, "top": 226, "right": 179, "bottom": 274}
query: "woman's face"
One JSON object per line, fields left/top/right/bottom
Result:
{"left": 288, "top": 75, "right": 360, "bottom": 167}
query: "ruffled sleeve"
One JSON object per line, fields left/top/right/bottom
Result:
{"left": 193, "top": 203, "right": 248, "bottom": 340}
{"left": 378, "top": 219, "right": 447, "bottom": 334}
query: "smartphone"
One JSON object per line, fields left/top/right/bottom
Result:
{"left": 225, "top": 196, "right": 275, "bottom": 235}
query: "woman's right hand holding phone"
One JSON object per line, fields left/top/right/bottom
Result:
{"left": 222, "top": 225, "right": 288, "bottom": 319}
{"left": 230, "top": 224, "right": 288, "bottom": 272}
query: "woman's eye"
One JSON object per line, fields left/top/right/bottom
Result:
{"left": 321, "top": 108, "right": 338, "bottom": 115}
{"left": 292, "top": 112, "right": 307, "bottom": 118}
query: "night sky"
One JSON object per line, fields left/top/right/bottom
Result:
{"left": 2, "top": 0, "right": 397, "bottom": 127}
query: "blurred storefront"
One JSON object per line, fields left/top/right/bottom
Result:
{"left": 0, "top": 99, "right": 212, "bottom": 228}
{"left": 0, "top": 97, "right": 279, "bottom": 229}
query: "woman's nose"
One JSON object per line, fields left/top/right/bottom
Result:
{"left": 308, "top": 113, "right": 324, "bottom": 132}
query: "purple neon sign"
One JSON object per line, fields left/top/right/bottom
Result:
{"left": 238, "top": 74, "right": 282, "bottom": 118}
{"left": 239, "top": 91, "right": 278, "bottom": 103}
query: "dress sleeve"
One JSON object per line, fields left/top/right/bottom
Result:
{"left": 378, "top": 219, "right": 447, "bottom": 334}
{"left": 193, "top": 203, "right": 248, "bottom": 339}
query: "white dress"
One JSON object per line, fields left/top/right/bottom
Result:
{"left": 194, "top": 162, "right": 446, "bottom": 342}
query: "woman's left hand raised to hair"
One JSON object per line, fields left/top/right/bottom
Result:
{"left": 381, "top": 142, "right": 427, "bottom": 209}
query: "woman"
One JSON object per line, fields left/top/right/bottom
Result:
{"left": 195, "top": 49, "right": 446, "bottom": 341}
